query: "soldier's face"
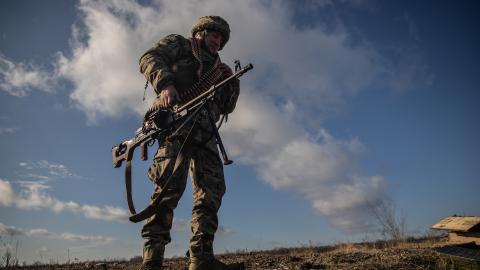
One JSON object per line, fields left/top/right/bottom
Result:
{"left": 203, "top": 31, "right": 223, "bottom": 54}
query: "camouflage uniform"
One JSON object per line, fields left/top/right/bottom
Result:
{"left": 138, "top": 16, "right": 239, "bottom": 269}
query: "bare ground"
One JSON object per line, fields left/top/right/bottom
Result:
{"left": 9, "top": 237, "right": 474, "bottom": 270}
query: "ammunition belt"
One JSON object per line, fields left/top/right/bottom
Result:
{"left": 143, "top": 66, "right": 223, "bottom": 123}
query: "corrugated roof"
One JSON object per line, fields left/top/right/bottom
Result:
{"left": 432, "top": 216, "right": 480, "bottom": 232}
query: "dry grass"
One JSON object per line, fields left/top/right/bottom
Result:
{"left": 8, "top": 237, "right": 470, "bottom": 270}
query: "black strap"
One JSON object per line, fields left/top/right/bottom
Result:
{"left": 127, "top": 113, "right": 199, "bottom": 223}
{"left": 125, "top": 159, "right": 136, "bottom": 214}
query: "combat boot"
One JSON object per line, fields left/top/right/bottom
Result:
{"left": 141, "top": 241, "right": 165, "bottom": 270}
{"left": 139, "top": 260, "right": 163, "bottom": 270}
{"left": 188, "top": 257, "right": 245, "bottom": 270}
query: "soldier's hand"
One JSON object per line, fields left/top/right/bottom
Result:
{"left": 159, "top": 85, "right": 179, "bottom": 107}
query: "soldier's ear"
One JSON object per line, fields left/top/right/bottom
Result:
{"left": 194, "top": 29, "right": 208, "bottom": 41}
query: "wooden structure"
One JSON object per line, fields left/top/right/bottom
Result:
{"left": 432, "top": 216, "right": 480, "bottom": 265}
{"left": 432, "top": 216, "right": 480, "bottom": 245}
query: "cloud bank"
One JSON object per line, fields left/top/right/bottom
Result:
{"left": 0, "top": 178, "right": 128, "bottom": 222}
{"left": 0, "top": 54, "right": 55, "bottom": 97}
{"left": 1, "top": 0, "right": 433, "bottom": 231}
{"left": 0, "top": 177, "right": 211, "bottom": 232}
{"left": 17, "top": 160, "right": 86, "bottom": 182}
{"left": 0, "top": 223, "right": 114, "bottom": 244}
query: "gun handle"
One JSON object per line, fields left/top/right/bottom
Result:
{"left": 140, "top": 142, "right": 148, "bottom": 161}
{"left": 112, "top": 145, "right": 125, "bottom": 168}
{"left": 112, "top": 140, "right": 133, "bottom": 168}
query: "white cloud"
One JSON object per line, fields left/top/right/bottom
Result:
{"left": 80, "top": 205, "right": 129, "bottom": 222}
{"left": 0, "top": 179, "right": 128, "bottom": 222}
{"left": 59, "top": 233, "right": 114, "bottom": 244}
{"left": 0, "top": 54, "right": 54, "bottom": 97}
{"left": 27, "top": 228, "right": 55, "bottom": 238}
{"left": 55, "top": 1, "right": 157, "bottom": 123}
{"left": 0, "top": 222, "right": 113, "bottom": 244}
{"left": 52, "top": 0, "right": 395, "bottom": 124}
{"left": 0, "top": 178, "right": 15, "bottom": 207}
{"left": 0, "top": 127, "right": 18, "bottom": 135}
{"left": 0, "top": 222, "right": 24, "bottom": 236}
{"left": 17, "top": 160, "right": 85, "bottom": 181}
{"left": 224, "top": 105, "right": 386, "bottom": 230}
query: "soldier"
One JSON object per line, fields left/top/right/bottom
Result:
{"left": 138, "top": 16, "right": 243, "bottom": 270}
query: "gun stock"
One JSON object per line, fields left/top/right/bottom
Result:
{"left": 112, "top": 140, "right": 134, "bottom": 168}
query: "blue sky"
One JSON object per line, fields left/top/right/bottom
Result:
{"left": 1, "top": 0, "right": 479, "bottom": 265}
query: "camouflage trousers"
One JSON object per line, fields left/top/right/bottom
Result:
{"left": 141, "top": 131, "right": 226, "bottom": 266}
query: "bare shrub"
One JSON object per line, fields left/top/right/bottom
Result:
{"left": 369, "top": 198, "right": 407, "bottom": 241}
{"left": 1, "top": 236, "right": 19, "bottom": 268}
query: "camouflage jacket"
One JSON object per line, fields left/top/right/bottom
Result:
{"left": 139, "top": 34, "right": 240, "bottom": 116}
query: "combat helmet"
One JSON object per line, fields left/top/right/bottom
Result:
{"left": 191, "top": 16, "right": 230, "bottom": 50}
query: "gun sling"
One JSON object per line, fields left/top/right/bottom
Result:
{"left": 126, "top": 106, "right": 201, "bottom": 223}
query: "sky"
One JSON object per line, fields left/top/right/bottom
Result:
{"left": 1, "top": 0, "right": 479, "bottom": 265}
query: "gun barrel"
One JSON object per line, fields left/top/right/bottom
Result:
{"left": 243, "top": 63, "right": 253, "bottom": 72}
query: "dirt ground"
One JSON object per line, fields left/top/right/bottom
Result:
{"left": 10, "top": 237, "right": 474, "bottom": 270}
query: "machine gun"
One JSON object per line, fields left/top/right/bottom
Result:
{"left": 111, "top": 61, "right": 253, "bottom": 222}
